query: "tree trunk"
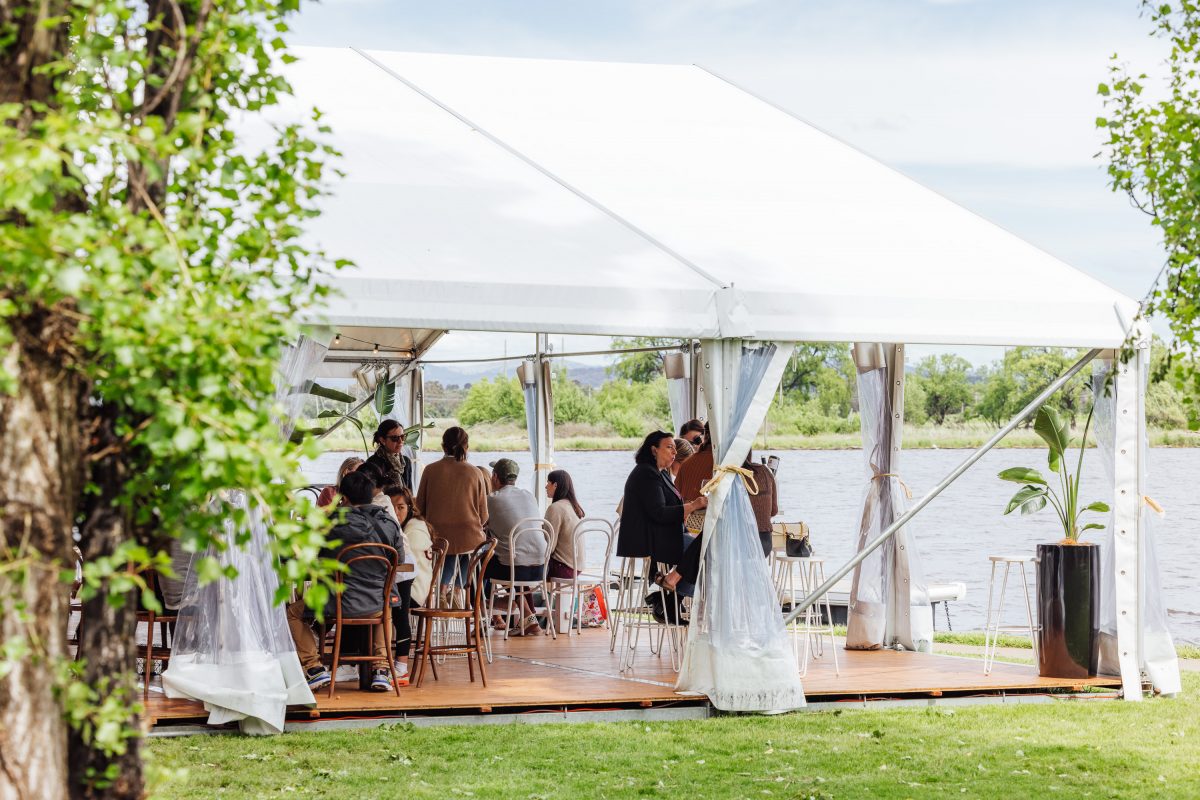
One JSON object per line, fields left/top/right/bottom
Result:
{"left": 0, "top": 318, "right": 82, "bottom": 800}
{"left": 67, "top": 414, "right": 144, "bottom": 800}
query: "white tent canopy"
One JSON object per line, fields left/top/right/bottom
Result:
{"left": 233, "top": 47, "right": 1175, "bottom": 711}
{"left": 277, "top": 47, "right": 1138, "bottom": 347}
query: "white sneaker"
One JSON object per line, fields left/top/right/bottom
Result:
{"left": 393, "top": 661, "right": 409, "bottom": 678}
{"left": 335, "top": 665, "right": 359, "bottom": 683}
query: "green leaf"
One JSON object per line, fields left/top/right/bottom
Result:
{"left": 997, "top": 467, "right": 1047, "bottom": 485}
{"left": 1081, "top": 522, "right": 1106, "bottom": 532}
{"left": 308, "top": 383, "right": 355, "bottom": 403}
{"left": 1033, "top": 406, "right": 1070, "bottom": 472}
{"left": 1019, "top": 494, "right": 1047, "bottom": 515}
{"left": 1083, "top": 500, "right": 1111, "bottom": 513}
{"left": 1004, "top": 485, "right": 1047, "bottom": 515}
{"left": 374, "top": 378, "right": 396, "bottom": 416}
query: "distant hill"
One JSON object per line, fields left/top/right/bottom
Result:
{"left": 423, "top": 360, "right": 611, "bottom": 389}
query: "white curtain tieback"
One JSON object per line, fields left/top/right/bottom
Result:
{"left": 700, "top": 465, "right": 759, "bottom": 497}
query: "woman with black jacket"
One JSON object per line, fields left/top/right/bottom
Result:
{"left": 618, "top": 431, "right": 708, "bottom": 568}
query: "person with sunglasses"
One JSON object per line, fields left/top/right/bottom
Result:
{"left": 365, "top": 419, "right": 414, "bottom": 491}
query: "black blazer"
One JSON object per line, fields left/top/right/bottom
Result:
{"left": 618, "top": 462, "right": 686, "bottom": 564}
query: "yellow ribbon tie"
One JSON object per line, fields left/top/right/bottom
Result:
{"left": 1143, "top": 495, "right": 1165, "bottom": 516}
{"left": 699, "top": 464, "right": 760, "bottom": 497}
{"left": 534, "top": 463, "right": 556, "bottom": 470}
{"left": 870, "top": 464, "right": 913, "bottom": 500}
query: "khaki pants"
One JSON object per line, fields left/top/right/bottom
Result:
{"left": 287, "top": 598, "right": 388, "bottom": 672}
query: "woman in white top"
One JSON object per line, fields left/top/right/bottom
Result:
{"left": 544, "top": 469, "right": 585, "bottom": 580}
{"left": 385, "top": 486, "right": 433, "bottom": 680}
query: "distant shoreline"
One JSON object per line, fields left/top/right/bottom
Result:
{"left": 316, "top": 432, "right": 1200, "bottom": 454}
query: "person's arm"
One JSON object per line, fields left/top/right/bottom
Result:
{"left": 768, "top": 471, "right": 779, "bottom": 517}
{"left": 474, "top": 471, "right": 489, "bottom": 528}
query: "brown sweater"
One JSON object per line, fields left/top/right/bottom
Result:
{"left": 676, "top": 448, "right": 714, "bottom": 502}
{"left": 746, "top": 462, "right": 779, "bottom": 533}
{"left": 415, "top": 456, "right": 489, "bottom": 554}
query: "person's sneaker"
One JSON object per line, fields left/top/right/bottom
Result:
{"left": 370, "top": 669, "right": 393, "bottom": 692}
{"left": 393, "top": 661, "right": 410, "bottom": 679}
{"left": 335, "top": 665, "right": 359, "bottom": 683}
{"left": 305, "top": 667, "right": 331, "bottom": 691}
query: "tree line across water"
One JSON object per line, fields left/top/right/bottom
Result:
{"left": 418, "top": 338, "right": 1197, "bottom": 440}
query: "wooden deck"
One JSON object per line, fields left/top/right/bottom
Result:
{"left": 144, "top": 628, "right": 1121, "bottom": 728}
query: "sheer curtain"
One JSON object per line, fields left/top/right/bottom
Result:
{"left": 664, "top": 351, "right": 693, "bottom": 433}
{"left": 845, "top": 344, "right": 932, "bottom": 652}
{"left": 1092, "top": 358, "right": 1180, "bottom": 694}
{"left": 676, "top": 339, "right": 805, "bottom": 712}
{"left": 163, "top": 333, "right": 328, "bottom": 734}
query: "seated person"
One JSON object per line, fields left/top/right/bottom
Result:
{"left": 286, "top": 471, "right": 404, "bottom": 692}
{"left": 544, "top": 469, "right": 584, "bottom": 579}
{"left": 484, "top": 458, "right": 546, "bottom": 634}
{"left": 316, "top": 456, "right": 363, "bottom": 507}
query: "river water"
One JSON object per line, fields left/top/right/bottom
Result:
{"left": 305, "top": 447, "right": 1200, "bottom": 644}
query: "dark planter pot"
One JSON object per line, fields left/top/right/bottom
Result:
{"left": 1036, "top": 542, "right": 1100, "bottom": 678}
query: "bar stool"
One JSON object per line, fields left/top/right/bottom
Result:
{"left": 982, "top": 554, "right": 1039, "bottom": 674}
{"left": 776, "top": 555, "right": 840, "bottom": 677}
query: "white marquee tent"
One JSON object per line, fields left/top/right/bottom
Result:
{"left": 166, "top": 46, "right": 1177, "bottom": 729}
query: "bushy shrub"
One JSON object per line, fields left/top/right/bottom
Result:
{"left": 457, "top": 377, "right": 526, "bottom": 426}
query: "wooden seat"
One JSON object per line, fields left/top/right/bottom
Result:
{"left": 136, "top": 571, "right": 178, "bottom": 699}
{"left": 316, "top": 542, "right": 402, "bottom": 699}
{"left": 411, "top": 538, "right": 496, "bottom": 688}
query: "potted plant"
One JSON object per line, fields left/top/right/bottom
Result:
{"left": 998, "top": 405, "right": 1109, "bottom": 678}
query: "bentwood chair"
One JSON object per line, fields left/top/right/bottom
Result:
{"left": 485, "top": 519, "right": 557, "bottom": 643}
{"left": 67, "top": 547, "right": 84, "bottom": 659}
{"left": 546, "top": 518, "right": 616, "bottom": 636}
{"left": 136, "top": 571, "right": 178, "bottom": 699}
{"left": 317, "top": 543, "right": 401, "bottom": 699}
{"left": 411, "top": 538, "right": 496, "bottom": 688}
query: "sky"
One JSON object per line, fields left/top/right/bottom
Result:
{"left": 289, "top": 0, "right": 1170, "bottom": 369}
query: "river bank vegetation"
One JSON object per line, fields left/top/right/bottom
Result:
{"left": 311, "top": 340, "right": 1200, "bottom": 452}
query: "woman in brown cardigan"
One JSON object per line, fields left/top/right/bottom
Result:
{"left": 415, "top": 426, "right": 489, "bottom": 587}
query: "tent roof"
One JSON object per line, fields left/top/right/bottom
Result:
{"left": 278, "top": 47, "right": 1137, "bottom": 348}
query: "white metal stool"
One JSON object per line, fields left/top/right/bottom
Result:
{"left": 982, "top": 554, "right": 1039, "bottom": 674}
{"left": 777, "top": 555, "right": 840, "bottom": 677}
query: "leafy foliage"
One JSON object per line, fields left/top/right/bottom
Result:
{"left": 608, "top": 337, "right": 681, "bottom": 383}
{"left": 998, "top": 406, "right": 1109, "bottom": 541}
{"left": 0, "top": 0, "right": 346, "bottom": 786}
{"left": 912, "top": 354, "right": 973, "bottom": 424}
{"left": 1098, "top": 1, "right": 1200, "bottom": 427}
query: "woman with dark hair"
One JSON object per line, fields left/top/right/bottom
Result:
{"left": 415, "top": 426, "right": 488, "bottom": 588}
{"left": 383, "top": 486, "right": 433, "bottom": 680}
{"left": 544, "top": 469, "right": 585, "bottom": 579}
{"left": 617, "top": 431, "right": 707, "bottom": 568}
{"left": 678, "top": 419, "right": 705, "bottom": 448}
{"left": 365, "top": 419, "right": 413, "bottom": 490}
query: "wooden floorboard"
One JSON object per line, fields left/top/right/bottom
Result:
{"left": 145, "top": 628, "right": 1121, "bottom": 726}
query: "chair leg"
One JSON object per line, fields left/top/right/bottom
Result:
{"left": 473, "top": 614, "right": 489, "bottom": 687}
{"left": 415, "top": 620, "right": 432, "bottom": 688}
{"left": 384, "top": 613, "right": 400, "bottom": 697}
{"left": 328, "top": 625, "right": 342, "bottom": 699}
{"left": 143, "top": 615, "right": 152, "bottom": 700}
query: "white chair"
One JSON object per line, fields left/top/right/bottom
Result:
{"left": 983, "top": 554, "right": 1039, "bottom": 674}
{"left": 546, "top": 518, "right": 615, "bottom": 636}
{"left": 485, "top": 519, "right": 557, "bottom": 648}
{"left": 617, "top": 558, "right": 686, "bottom": 673}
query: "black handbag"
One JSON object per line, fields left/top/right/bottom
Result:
{"left": 783, "top": 522, "right": 812, "bottom": 558}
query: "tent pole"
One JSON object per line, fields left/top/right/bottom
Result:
{"left": 784, "top": 347, "right": 1103, "bottom": 626}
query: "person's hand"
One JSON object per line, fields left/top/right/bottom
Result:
{"left": 695, "top": 496, "right": 709, "bottom": 510}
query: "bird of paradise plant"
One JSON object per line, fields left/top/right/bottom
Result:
{"left": 998, "top": 405, "right": 1110, "bottom": 543}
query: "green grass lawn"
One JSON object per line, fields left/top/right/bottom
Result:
{"left": 148, "top": 673, "right": 1200, "bottom": 799}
